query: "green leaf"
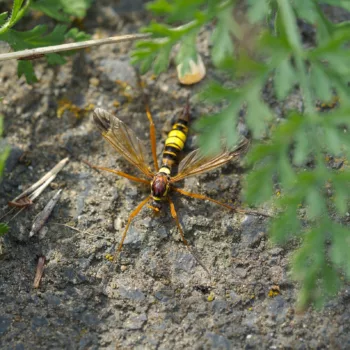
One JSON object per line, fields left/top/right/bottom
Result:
{"left": 0, "top": 24, "right": 86, "bottom": 83}
{"left": 331, "top": 223, "right": 350, "bottom": 278}
{"left": 232, "top": 52, "right": 267, "bottom": 77}
{"left": 147, "top": 0, "right": 174, "bottom": 15}
{"left": 246, "top": 142, "right": 279, "bottom": 165}
{"left": 175, "top": 32, "right": 198, "bottom": 76}
{"left": 0, "top": 0, "right": 32, "bottom": 34}
{"left": 277, "top": 0, "right": 302, "bottom": 53}
{"left": 65, "top": 28, "right": 91, "bottom": 41}
{"left": 306, "top": 187, "right": 326, "bottom": 219}
{"left": 0, "top": 116, "right": 10, "bottom": 178}
{"left": 196, "top": 102, "right": 241, "bottom": 155}
{"left": 0, "top": 25, "right": 68, "bottom": 50}
{"left": 245, "top": 163, "right": 274, "bottom": 205}
{"left": 139, "top": 55, "right": 155, "bottom": 75}
{"left": 198, "top": 81, "right": 237, "bottom": 103}
{"left": 270, "top": 204, "right": 301, "bottom": 243}
{"left": 17, "top": 61, "right": 38, "bottom": 83}
{"left": 31, "top": 0, "right": 70, "bottom": 22}
{"left": 211, "top": 8, "right": 234, "bottom": 67}
{"left": 278, "top": 150, "right": 296, "bottom": 188}
{"left": 293, "top": 128, "right": 309, "bottom": 166}
{"left": 324, "top": 51, "right": 350, "bottom": 77}
{"left": 32, "top": 0, "right": 93, "bottom": 21}
{"left": 333, "top": 180, "right": 348, "bottom": 216}
{"left": 60, "top": 0, "right": 92, "bottom": 18}
{"left": 326, "top": 108, "right": 350, "bottom": 128}
{"left": 293, "top": 0, "right": 318, "bottom": 23}
{"left": 148, "top": 0, "right": 207, "bottom": 23}
{"left": 292, "top": 227, "right": 325, "bottom": 278}
{"left": 142, "top": 21, "right": 174, "bottom": 38}
{"left": 0, "top": 12, "right": 8, "bottom": 26}
{"left": 324, "top": 126, "right": 342, "bottom": 155}
{"left": 310, "top": 64, "right": 333, "bottom": 102}
{"left": 322, "top": 264, "right": 341, "bottom": 297}
{"left": 198, "top": 126, "right": 222, "bottom": 156}
{"left": 245, "top": 85, "right": 271, "bottom": 137}
{"left": 0, "top": 146, "right": 9, "bottom": 176}
{"left": 274, "top": 57, "right": 296, "bottom": 100}
{"left": 294, "top": 0, "right": 333, "bottom": 45}
{"left": 46, "top": 53, "right": 66, "bottom": 65}
{"left": 153, "top": 44, "right": 172, "bottom": 74}
{"left": 0, "top": 223, "right": 9, "bottom": 235}
{"left": 247, "top": 0, "right": 270, "bottom": 23}
{"left": 12, "top": 0, "right": 25, "bottom": 20}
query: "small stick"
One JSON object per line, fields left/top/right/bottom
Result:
{"left": 29, "top": 189, "right": 62, "bottom": 237}
{"left": 33, "top": 256, "right": 46, "bottom": 288}
{"left": 1, "top": 157, "right": 69, "bottom": 221}
{"left": 0, "top": 33, "right": 150, "bottom": 62}
{"left": 10, "top": 157, "right": 69, "bottom": 203}
{"left": 28, "top": 174, "right": 56, "bottom": 202}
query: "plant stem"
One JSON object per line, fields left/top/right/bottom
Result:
{"left": 11, "top": 0, "right": 32, "bottom": 28}
{"left": 0, "top": 0, "right": 32, "bottom": 35}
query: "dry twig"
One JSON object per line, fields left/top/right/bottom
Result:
{"left": 29, "top": 189, "right": 62, "bottom": 237}
{"left": 33, "top": 256, "right": 46, "bottom": 288}
{"left": 0, "top": 34, "right": 150, "bottom": 62}
{"left": 0, "top": 157, "right": 69, "bottom": 222}
{"left": 11, "top": 157, "right": 69, "bottom": 203}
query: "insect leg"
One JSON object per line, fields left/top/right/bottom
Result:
{"left": 85, "top": 161, "right": 149, "bottom": 184}
{"left": 172, "top": 187, "right": 270, "bottom": 217}
{"left": 167, "top": 197, "right": 188, "bottom": 245}
{"left": 173, "top": 187, "right": 234, "bottom": 210}
{"left": 168, "top": 197, "right": 210, "bottom": 275}
{"left": 113, "top": 196, "right": 151, "bottom": 261}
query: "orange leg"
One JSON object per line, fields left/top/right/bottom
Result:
{"left": 172, "top": 187, "right": 270, "bottom": 217}
{"left": 85, "top": 161, "right": 149, "bottom": 184}
{"left": 168, "top": 198, "right": 210, "bottom": 275}
{"left": 114, "top": 196, "right": 151, "bottom": 261}
{"left": 168, "top": 197, "right": 188, "bottom": 246}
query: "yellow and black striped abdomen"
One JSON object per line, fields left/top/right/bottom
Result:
{"left": 159, "top": 104, "right": 189, "bottom": 175}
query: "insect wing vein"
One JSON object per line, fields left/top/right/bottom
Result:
{"left": 172, "top": 138, "right": 249, "bottom": 182}
{"left": 93, "top": 108, "right": 153, "bottom": 178}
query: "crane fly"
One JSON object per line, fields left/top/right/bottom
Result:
{"left": 91, "top": 99, "right": 265, "bottom": 263}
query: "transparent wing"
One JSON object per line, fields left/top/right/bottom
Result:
{"left": 171, "top": 138, "right": 250, "bottom": 182}
{"left": 93, "top": 108, "right": 153, "bottom": 178}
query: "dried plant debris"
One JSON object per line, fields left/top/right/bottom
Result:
{"left": 29, "top": 189, "right": 62, "bottom": 237}
{"left": 33, "top": 256, "right": 46, "bottom": 289}
{"left": 8, "top": 157, "right": 69, "bottom": 206}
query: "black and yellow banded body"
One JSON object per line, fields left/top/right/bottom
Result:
{"left": 158, "top": 103, "right": 190, "bottom": 176}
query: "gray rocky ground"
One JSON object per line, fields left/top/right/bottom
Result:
{"left": 0, "top": 2, "right": 349, "bottom": 349}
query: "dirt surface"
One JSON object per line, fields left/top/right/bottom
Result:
{"left": 1, "top": 2, "right": 350, "bottom": 350}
